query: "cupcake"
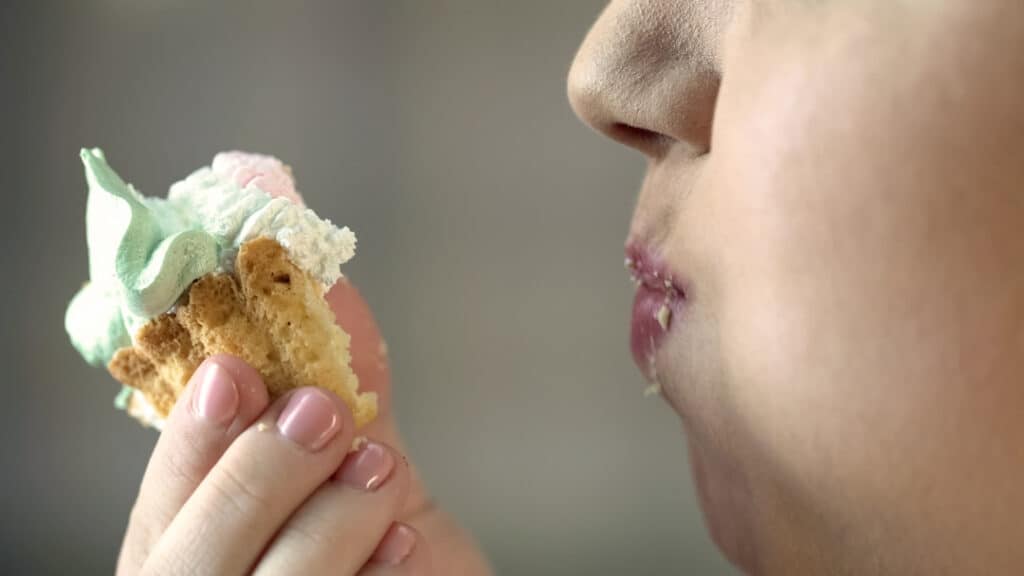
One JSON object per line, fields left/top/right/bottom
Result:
{"left": 65, "top": 149, "right": 377, "bottom": 429}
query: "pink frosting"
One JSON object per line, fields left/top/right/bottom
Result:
{"left": 211, "top": 151, "right": 304, "bottom": 206}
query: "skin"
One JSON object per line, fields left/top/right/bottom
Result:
{"left": 117, "top": 280, "right": 491, "bottom": 575}
{"left": 569, "top": 0, "right": 1024, "bottom": 574}
{"left": 120, "top": 1, "right": 1024, "bottom": 574}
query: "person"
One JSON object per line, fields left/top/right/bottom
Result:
{"left": 116, "top": 1, "right": 1024, "bottom": 574}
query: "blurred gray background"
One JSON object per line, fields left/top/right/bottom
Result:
{"left": 2, "top": 2, "right": 734, "bottom": 574}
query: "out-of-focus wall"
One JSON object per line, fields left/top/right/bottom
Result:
{"left": 1, "top": 2, "right": 734, "bottom": 574}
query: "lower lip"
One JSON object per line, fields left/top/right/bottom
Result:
{"left": 630, "top": 284, "right": 681, "bottom": 375}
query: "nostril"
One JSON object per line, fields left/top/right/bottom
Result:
{"left": 608, "top": 123, "right": 675, "bottom": 157}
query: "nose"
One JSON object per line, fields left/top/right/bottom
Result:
{"left": 567, "top": 0, "right": 726, "bottom": 158}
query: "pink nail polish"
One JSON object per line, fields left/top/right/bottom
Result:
{"left": 335, "top": 441, "right": 396, "bottom": 491}
{"left": 372, "top": 523, "right": 417, "bottom": 566}
{"left": 191, "top": 360, "right": 239, "bottom": 426}
{"left": 275, "top": 389, "right": 341, "bottom": 451}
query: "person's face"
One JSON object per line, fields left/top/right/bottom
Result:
{"left": 570, "top": 1, "right": 1024, "bottom": 574}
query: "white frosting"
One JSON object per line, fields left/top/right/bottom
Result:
{"left": 167, "top": 167, "right": 356, "bottom": 287}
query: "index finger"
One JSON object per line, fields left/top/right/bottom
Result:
{"left": 116, "top": 356, "right": 269, "bottom": 575}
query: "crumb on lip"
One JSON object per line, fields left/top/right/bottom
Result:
{"left": 625, "top": 256, "right": 641, "bottom": 286}
{"left": 625, "top": 251, "right": 684, "bottom": 300}
{"left": 656, "top": 302, "right": 672, "bottom": 331}
{"left": 643, "top": 334, "right": 662, "bottom": 398}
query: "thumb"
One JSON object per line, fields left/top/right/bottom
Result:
{"left": 326, "top": 279, "right": 433, "bottom": 518}
{"left": 325, "top": 279, "right": 397, "bottom": 437}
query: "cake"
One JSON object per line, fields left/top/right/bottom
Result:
{"left": 65, "top": 149, "right": 378, "bottom": 428}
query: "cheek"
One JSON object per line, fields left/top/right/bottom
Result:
{"left": 702, "top": 10, "right": 1024, "bottom": 565}
{"left": 706, "top": 38, "right": 927, "bottom": 495}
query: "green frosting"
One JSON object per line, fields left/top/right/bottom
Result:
{"left": 65, "top": 149, "right": 219, "bottom": 366}
{"left": 114, "top": 385, "right": 133, "bottom": 410}
{"left": 65, "top": 281, "right": 131, "bottom": 367}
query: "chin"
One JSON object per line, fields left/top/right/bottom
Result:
{"left": 687, "top": 433, "right": 762, "bottom": 575}
{"left": 656, "top": 344, "right": 763, "bottom": 574}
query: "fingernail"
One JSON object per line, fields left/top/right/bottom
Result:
{"left": 276, "top": 389, "right": 341, "bottom": 451}
{"left": 335, "top": 441, "right": 395, "bottom": 491}
{"left": 191, "top": 360, "right": 239, "bottom": 426}
{"left": 372, "top": 523, "right": 417, "bottom": 566}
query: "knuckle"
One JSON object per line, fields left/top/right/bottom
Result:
{"left": 207, "top": 463, "right": 273, "bottom": 518}
{"left": 123, "top": 429, "right": 216, "bottom": 572}
{"left": 141, "top": 547, "right": 200, "bottom": 576}
{"left": 161, "top": 438, "right": 204, "bottom": 488}
{"left": 123, "top": 499, "right": 169, "bottom": 567}
{"left": 285, "top": 519, "right": 331, "bottom": 550}
{"left": 125, "top": 498, "right": 153, "bottom": 538}
{"left": 157, "top": 422, "right": 215, "bottom": 490}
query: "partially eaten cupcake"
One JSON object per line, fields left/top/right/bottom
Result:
{"left": 65, "top": 149, "right": 377, "bottom": 429}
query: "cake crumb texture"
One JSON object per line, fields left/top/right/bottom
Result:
{"left": 108, "top": 237, "right": 377, "bottom": 427}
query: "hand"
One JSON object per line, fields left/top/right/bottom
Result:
{"left": 116, "top": 354, "right": 427, "bottom": 575}
{"left": 325, "top": 280, "right": 489, "bottom": 574}
{"left": 117, "top": 280, "right": 490, "bottom": 575}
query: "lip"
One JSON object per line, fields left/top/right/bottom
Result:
{"left": 625, "top": 243, "right": 685, "bottom": 386}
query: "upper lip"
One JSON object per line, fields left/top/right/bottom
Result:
{"left": 625, "top": 243, "right": 685, "bottom": 299}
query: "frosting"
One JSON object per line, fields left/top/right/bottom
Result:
{"left": 65, "top": 148, "right": 356, "bottom": 369}
{"left": 212, "top": 151, "right": 304, "bottom": 205}
{"left": 167, "top": 165, "right": 356, "bottom": 286}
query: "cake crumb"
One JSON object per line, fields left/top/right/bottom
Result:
{"left": 644, "top": 336, "right": 662, "bottom": 398}
{"left": 256, "top": 422, "right": 270, "bottom": 432}
{"left": 656, "top": 303, "right": 672, "bottom": 331}
{"left": 351, "top": 435, "right": 368, "bottom": 452}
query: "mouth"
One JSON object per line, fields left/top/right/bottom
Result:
{"left": 625, "top": 243, "right": 686, "bottom": 391}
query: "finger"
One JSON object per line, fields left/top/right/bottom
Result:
{"left": 357, "top": 524, "right": 432, "bottom": 576}
{"left": 117, "top": 355, "right": 269, "bottom": 575}
{"left": 254, "top": 441, "right": 411, "bottom": 574}
{"left": 142, "top": 387, "right": 355, "bottom": 576}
